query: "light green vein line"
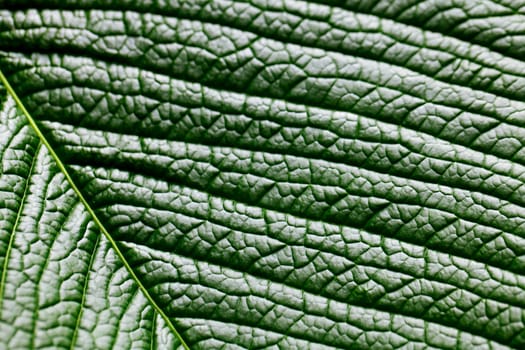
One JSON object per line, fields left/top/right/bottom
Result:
{"left": 150, "top": 311, "right": 157, "bottom": 350}
{"left": 69, "top": 233, "right": 100, "bottom": 350}
{"left": 0, "top": 141, "right": 41, "bottom": 317}
{"left": 0, "top": 69, "right": 190, "bottom": 350}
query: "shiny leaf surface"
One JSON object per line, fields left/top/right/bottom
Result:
{"left": 1, "top": 1, "right": 525, "bottom": 349}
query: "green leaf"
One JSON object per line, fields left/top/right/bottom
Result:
{"left": 0, "top": 1, "right": 525, "bottom": 349}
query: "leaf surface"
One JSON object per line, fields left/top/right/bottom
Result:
{"left": 0, "top": 1, "right": 525, "bottom": 349}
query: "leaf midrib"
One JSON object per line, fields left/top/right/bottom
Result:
{"left": 0, "top": 69, "right": 190, "bottom": 350}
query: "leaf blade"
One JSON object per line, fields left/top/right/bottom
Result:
{"left": 1, "top": 2, "right": 525, "bottom": 349}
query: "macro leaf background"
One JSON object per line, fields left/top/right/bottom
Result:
{"left": 0, "top": 0, "right": 525, "bottom": 349}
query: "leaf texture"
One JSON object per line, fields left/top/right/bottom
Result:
{"left": 0, "top": 0, "right": 524, "bottom": 349}
{"left": 0, "top": 85, "right": 182, "bottom": 349}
